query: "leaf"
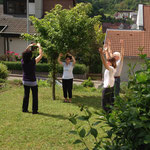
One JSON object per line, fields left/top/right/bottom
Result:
{"left": 90, "top": 128, "right": 98, "bottom": 138}
{"left": 79, "top": 128, "right": 86, "bottom": 138}
{"left": 92, "top": 121, "right": 101, "bottom": 126}
{"left": 77, "top": 116, "right": 89, "bottom": 121}
{"left": 84, "top": 148, "right": 89, "bottom": 150}
{"left": 136, "top": 72, "right": 148, "bottom": 83}
{"left": 144, "top": 135, "right": 150, "bottom": 144}
{"left": 73, "top": 139, "right": 82, "bottom": 144}
{"left": 69, "top": 131, "right": 78, "bottom": 135}
{"left": 69, "top": 118, "right": 77, "bottom": 125}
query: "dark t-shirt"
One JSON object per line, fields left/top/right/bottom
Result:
{"left": 21, "top": 58, "right": 36, "bottom": 82}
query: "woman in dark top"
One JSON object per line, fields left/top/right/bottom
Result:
{"left": 21, "top": 43, "right": 43, "bottom": 114}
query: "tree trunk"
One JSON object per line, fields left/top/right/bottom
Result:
{"left": 52, "top": 60, "right": 56, "bottom": 100}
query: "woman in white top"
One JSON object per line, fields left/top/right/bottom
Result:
{"left": 58, "top": 53, "right": 76, "bottom": 103}
{"left": 99, "top": 48, "right": 116, "bottom": 113}
{"left": 105, "top": 39, "right": 124, "bottom": 96}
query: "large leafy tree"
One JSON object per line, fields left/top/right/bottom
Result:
{"left": 23, "top": 3, "right": 104, "bottom": 100}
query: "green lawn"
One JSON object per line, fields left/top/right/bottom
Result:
{"left": 0, "top": 81, "right": 102, "bottom": 150}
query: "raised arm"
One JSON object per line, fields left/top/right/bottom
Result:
{"left": 26, "top": 43, "right": 36, "bottom": 50}
{"left": 120, "top": 39, "right": 125, "bottom": 61}
{"left": 107, "top": 39, "right": 113, "bottom": 58}
{"left": 58, "top": 53, "right": 63, "bottom": 65}
{"left": 99, "top": 48, "right": 110, "bottom": 70}
{"left": 68, "top": 53, "right": 76, "bottom": 65}
{"left": 35, "top": 43, "right": 43, "bottom": 64}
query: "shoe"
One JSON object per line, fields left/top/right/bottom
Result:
{"left": 32, "top": 111, "right": 38, "bottom": 114}
{"left": 22, "top": 110, "right": 29, "bottom": 113}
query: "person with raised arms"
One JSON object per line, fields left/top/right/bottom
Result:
{"left": 58, "top": 53, "right": 76, "bottom": 103}
{"left": 99, "top": 48, "right": 116, "bottom": 113}
{"left": 21, "top": 43, "right": 43, "bottom": 114}
{"left": 104, "top": 39, "right": 124, "bottom": 96}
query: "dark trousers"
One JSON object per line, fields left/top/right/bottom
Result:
{"left": 62, "top": 79, "right": 73, "bottom": 99}
{"left": 22, "top": 85, "right": 38, "bottom": 112}
{"left": 114, "top": 77, "right": 120, "bottom": 96}
{"left": 102, "top": 87, "right": 114, "bottom": 113}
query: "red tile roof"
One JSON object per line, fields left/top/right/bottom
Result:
{"left": 105, "top": 5, "right": 150, "bottom": 57}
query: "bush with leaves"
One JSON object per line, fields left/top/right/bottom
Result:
{"left": 82, "top": 77, "right": 94, "bottom": 87}
{"left": 69, "top": 51, "right": 150, "bottom": 150}
{"left": 0, "top": 63, "right": 9, "bottom": 80}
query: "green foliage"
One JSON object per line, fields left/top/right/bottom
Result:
{"left": 77, "top": 0, "right": 150, "bottom": 15}
{"left": 0, "top": 63, "right": 9, "bottom": 80}
{"left": 82, "top": 77, "right": 94, "bottom": 87}
{"left": 1, "top": 61, "right": 87, "bottom": 74}
{"left": 69, "top": 50, "right": 150, "bottom": 149}
{"left": 22, "top": 3, "right": 104, "bottom": 100}
{"left": 37, "top": 79, "right": 49, "bottom": 87}
{"left": 69, "top": 106, "right": 102, "bottom": 150}
{"left": 1, "top": 61, "right": 50, "bottom": 72}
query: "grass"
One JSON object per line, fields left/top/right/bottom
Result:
{"left": 0, "top": 81, "right": 103, "bottom": 150}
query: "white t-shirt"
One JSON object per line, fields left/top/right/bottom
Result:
{"left": 103, "top": 66, "right": 116, "bottom": 88}
{"left": 115, "top": 59, "right": 123, "bottom": 77}
{"left": 62, "top": 62, "right": 74, "bottom": 79}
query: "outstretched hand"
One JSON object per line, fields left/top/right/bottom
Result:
{"left": 99, "top": 48, "right": 103, "bottom": 54}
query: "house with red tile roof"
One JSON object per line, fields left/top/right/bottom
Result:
{"left": 105, "top": 4, "right": 150, "bottom": 81}
{"left": 0, "top": 0, "right": 75, "bottom": 55}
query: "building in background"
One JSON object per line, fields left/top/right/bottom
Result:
{"left": 105, "top": 4, "right": 150, "bottom": 81}
{"left": 0, "top": 0, "right": 76, "bottom": 55}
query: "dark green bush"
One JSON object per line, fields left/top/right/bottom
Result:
{"left": 1, "top": 61, "right": 87, "bottom": 74}
{"left": 69, "top": 52, "right": 150, "bottom": 150}
{"left": 81, "top": 77, "right": 94, "bottom": 87}
{"left": 0, "top": 63, "right": 9, "bottom": 79}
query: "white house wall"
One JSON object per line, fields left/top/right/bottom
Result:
{"left": 0, "top": 37, "right": 4, "bottom": 54}
{"left": 8, "top": 37, "right": 27, "bottom": 55}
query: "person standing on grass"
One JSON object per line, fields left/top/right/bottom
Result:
{"left": 58, "top": 53, "right": 76, "bottom": 103}
{"left": 104, "top": 39, "right": 124, "bottom": 96}
{"left": 21, "top": 43, "right": 43, "bottom": 114}
{"left": 99, "top": 48, "right": 116, "bottom": 113}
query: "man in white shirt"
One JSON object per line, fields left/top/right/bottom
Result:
{"left": 104, "top": 39, "right": 124, "bottom": 96}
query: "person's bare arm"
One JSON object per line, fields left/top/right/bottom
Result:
{"left": 58, "top": 53, "right": 63, "bottom": 65}
{"left": 120, "top": 39, "right": 125, "bottom": 61}
{"left": 35, "top": 43, "right": 43, "bottom": 64}
{"left": 107, "top": 39, "right": 113, "bottom": 58}
{"left": 68, "top": 53, "right": 76, "bottom": 65}
{"left": 26, "top": 43, "right": 36, "bottom": 50}
{"left": 99, "top": 48, "right": 110, "bottom": 70}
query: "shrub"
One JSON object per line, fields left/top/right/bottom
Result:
{"left": 81, "top": 77, "right": 94, "bottom": 87}
{"left": 37, "top": 79, "right": 49, "bottom": 87}
{"left": 69, "top": 52, "right": 150, "bottom": 150}
{"left": 1, "top": 61, "right": 87, "bottom": 74}
{"left": 0, "top": 63, "right": 9, "bottom": 79}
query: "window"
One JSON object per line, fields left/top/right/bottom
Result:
{"left": 5, "top": 0, "right": 26, "bottom": 15}
{"left": 29, "top": 0, "right": 35, "bottom": 2}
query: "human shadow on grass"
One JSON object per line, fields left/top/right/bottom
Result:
{"left": 71, "top": 95, "right": 101, "bottom": 109}
{"left": 37, "top": 112, "right": 68, "bottom": 120}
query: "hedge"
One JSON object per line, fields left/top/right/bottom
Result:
{"left": 0, "top": 61, "right": 87, "bottom": 74}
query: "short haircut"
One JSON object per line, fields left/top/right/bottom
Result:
{"left": 113, "top": 52, "right": 121, "bottom": 59}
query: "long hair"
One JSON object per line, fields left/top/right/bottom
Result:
{"left": 22, "top": 49, "right": 32, "bottom": 63}
{"left": 107, "top": 57, "right": 116, "bottom": 69}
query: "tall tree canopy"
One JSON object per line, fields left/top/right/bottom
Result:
{"left": 23, "top": 3, "right": 104, "bottom": 100}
